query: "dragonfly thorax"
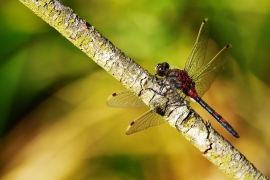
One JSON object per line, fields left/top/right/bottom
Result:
{"left": 166, "top": 69, "right": 198, "bottom": 98}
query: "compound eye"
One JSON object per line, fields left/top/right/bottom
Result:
{"left": 155, "top": 62, "right": 170, "bottom": 77}
{"left": 163, "top": 62, "right": 169, "bottom": 70}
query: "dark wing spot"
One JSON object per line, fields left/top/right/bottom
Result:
{"left": 226, "top": 44, "right": 232, "bottom": 48}
{"left": 130, "top": 121, "right": 135, "bottom": 126}
{"left": 112, "top": 93, "right": 117, "bottom": 97}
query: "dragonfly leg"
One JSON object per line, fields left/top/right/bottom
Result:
{"left": 157, "top": 78, "right": 167, "bottom": 93}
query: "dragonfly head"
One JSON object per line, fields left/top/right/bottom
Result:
{"left": 155, "top": 62, "right": 170, "bottom": 77}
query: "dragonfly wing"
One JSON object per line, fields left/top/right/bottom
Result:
{"left": 193, "top": 45, "right": 231, "bottom": 97}
{"left": 106, "top": 90, "right": 146, "bottom": 108}
{"left": 126, "top": 110, "right": 166, "bottom": 135}
{"left": 184, "top": 18, "right": 210, "bottom": 77}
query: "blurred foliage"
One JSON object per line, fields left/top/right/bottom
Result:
{"left": 0, "top": 0, "right": 270, "bottom": 179}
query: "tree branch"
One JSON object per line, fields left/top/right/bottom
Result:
{"left": 18, "top": 0, "right": 268, "bottom": 179}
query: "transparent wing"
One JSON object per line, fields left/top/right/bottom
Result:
{"left": 192, "top": 45, "right": 231, "bottom": 97}
{"left": 126, "top": 110, "right": 166, "bottom": 135}
{"left": 184, "top": 18, "right": 210, "bottom": 77}
{"left": 106, "top": 90, "right": 146, "bottom": 108}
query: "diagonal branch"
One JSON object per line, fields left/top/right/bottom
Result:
{"left": 18, "top": 0, "right": 268, "bottom": 179}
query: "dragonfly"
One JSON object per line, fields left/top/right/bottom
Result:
{"left": 107, "top": 18, "right": 239, "bottom": 138}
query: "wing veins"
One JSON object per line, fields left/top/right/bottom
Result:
{"left": 185, "top": 18, "right": 210, "bottom": 78}
{"left": 126, "top": 110, "right": 166, "bottom": 135}
{"left": 106, "top": 90, "right": 146, "bottom": 108}
{"left": 193, "top": 45, "right": 231, "bottom": 97}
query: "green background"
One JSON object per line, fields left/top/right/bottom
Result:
{"left": 0, "top": 0, "right": 270, "bottom": 179}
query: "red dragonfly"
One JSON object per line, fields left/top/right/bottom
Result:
{"left": 107, "top": 18, "right": 239, "bottom": 138}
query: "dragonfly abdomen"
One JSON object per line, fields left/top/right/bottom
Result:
{"left": 193, "top": 97, "right": 239, "bottom": 138}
